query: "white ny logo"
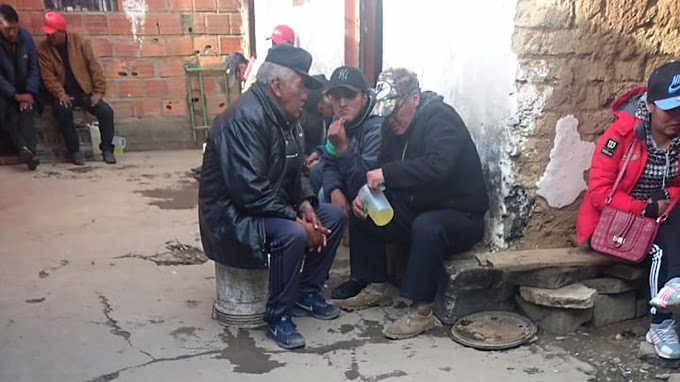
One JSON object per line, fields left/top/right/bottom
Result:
{"left": 338, "top": 69, "right": 349, "bottom": 81}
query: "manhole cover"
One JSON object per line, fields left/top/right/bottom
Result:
{"left": 450, "top": 311, "right": 537, "bottom": 350}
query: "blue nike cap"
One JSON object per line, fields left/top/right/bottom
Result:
{"left": 647, "top": 60, "right": 680, "bottom": 111}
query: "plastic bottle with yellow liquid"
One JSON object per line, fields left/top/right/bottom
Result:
{"left": 358, "top": 184, "right": 394, "bottom": 226}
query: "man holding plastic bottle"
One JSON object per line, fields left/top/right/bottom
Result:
{"left": 336, "top": 68, "right": 489, "bottom": 340}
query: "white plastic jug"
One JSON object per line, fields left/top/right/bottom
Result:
{"left": 89, "top": 122, "right": 102, "bottom": 155}
{"left": 358, "top": 184, "right": 394, "bottom": 226}
{"left": 112, "top": 136, "right": 126, "bottom": 156}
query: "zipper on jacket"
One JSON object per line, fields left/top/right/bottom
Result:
{"left": 401, "top": 141, "right": 409, "bottom": 161}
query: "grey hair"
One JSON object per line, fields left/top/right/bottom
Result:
{"left": 256, "top": 62, "right": 298, "bottom": 86}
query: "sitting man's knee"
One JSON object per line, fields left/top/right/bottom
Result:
{"left": 412, "top": 214, "right": 443, "bottom": 238}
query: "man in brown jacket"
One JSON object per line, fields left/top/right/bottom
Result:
{"left": 38, "top": 11, "right": 115, "bottom": 165}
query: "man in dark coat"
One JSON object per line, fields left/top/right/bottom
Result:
{"left": 198, "top": 44, "right": 344, "bottom": 350}
{"left": 0, "top": 4, "right": 40, "bottom": 170}
{"left": 338, "top": 68, "right": 489, "bottom": 340}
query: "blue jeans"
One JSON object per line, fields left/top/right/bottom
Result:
{"left": 264, "top": 203, "right": 344, "bottom": 323}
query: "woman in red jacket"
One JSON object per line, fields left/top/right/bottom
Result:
{"left": 577, "top": 61, "right": 680, "bottom": 359}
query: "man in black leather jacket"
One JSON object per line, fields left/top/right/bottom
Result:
{"left": 338, "top": 68, "right": 489, "bottom": 341}
{"left": 198, "top": 45, "right": 344, "bottom": 350}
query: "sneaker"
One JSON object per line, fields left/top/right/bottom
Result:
{"left": 291, "top": 292, "right": 340, "bottom": 320}
{"left": 383, "top": 304, "right": 440, "bottom": 340}
{"left": 72, "top": 151, "right": 85, "bottom": 166}
{"left": 650, "top": 278, "right": 680, "bottom": 314}
{"left": 336, "top": 283, "right": 392, "bottom": 311}
{"left": 102, "top": 151, "right": 116, "bottom": 164}
{"left": 266, "top": 315, "right": 305, "bottom": 350}
{"left": 18, "top": 147, "right": 39, "bottom": 170}
{"left": 331, "top": 279, "right": 367, "bottom": 300}
{"left": 646, "top": 319, "right": 680, "bottom": 359}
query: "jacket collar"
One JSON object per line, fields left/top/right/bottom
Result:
{"left": 250, "top": 82, "right": 293, "bottom": 130}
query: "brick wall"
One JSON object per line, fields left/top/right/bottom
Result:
{"left": 9, "top": 0, "right": 246, "bottom": 150}
{"left": 511, "top": 0, "right": 680, "bottom": 248}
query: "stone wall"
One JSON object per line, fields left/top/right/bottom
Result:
{"left": 10, "top": 0, "right": 246, "bottom": 150}
{"left": 510, "top": 0, "right": 680, "bottom": 248}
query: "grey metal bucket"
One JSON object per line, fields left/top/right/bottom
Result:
{"left": 212, "top": 262, "right": 268, "bottom": 329}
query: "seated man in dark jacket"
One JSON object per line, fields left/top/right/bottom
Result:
{"left": 0, "top": 4, "right": 40, "bottom": 170}
{"left": 198, "top": 44, "right": 344, "bottom": 350}
{"left": 337, "top": 68, "right": 489, "bottom": 340}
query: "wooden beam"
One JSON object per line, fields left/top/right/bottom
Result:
{"left": 344, "top": 0, "right": 359, "bottom": 66}
{"left": 475, "top": 247, "right": 614, "bottom": 272}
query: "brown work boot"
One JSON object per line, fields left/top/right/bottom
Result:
{"left": 336, "top": 283, "right": 393, "bottom": 311}
{"left": 383, "top": 304, "right": 441, "bottom": 340}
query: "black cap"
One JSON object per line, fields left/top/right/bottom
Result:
{"left": 328, "top": 66, "right": 371, "bottom": 93}
{"left": 647, "top": 60, "right": 680, "bottom": 111}
{"left": 264, "top": 44, "right": 322, "bottom": 89}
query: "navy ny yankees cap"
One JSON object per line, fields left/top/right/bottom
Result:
{"left": 327, "top": 66, "right": 371, "bottom": 93}
{"left": 647, "top": 60, "right": 680, "bottom": 111}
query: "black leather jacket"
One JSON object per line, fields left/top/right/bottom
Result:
{"left": 198, "top": 83, "right": 316, "bottom": 269}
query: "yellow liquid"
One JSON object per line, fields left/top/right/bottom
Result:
{"left": 367, "top": 207, "right": 394, "bottom": 226}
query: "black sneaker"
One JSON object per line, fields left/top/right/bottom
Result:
{"left": 266, "top": 315, "right": 305, "bottom": 350}
{"left": 102, "top": 151, "right": 116, "bottom": 164}
{"left": 72, "top": 151, "right": 85, "bottom": 166}
{"left": 331, "top": 279, "right": 367, "bottom": 300}
{"left": 19, "top": 147, "right": 39, "bottom": 171}
{"left": 291, "top": 292, "right": 340, "bottom": 320}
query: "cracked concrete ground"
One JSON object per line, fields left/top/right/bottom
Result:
{"left": 1, "top": 151, "right": 596, "bottom": 382}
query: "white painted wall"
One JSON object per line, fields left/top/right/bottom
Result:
{"left": 253, "top": 0, "right": 345, "bottom": 77}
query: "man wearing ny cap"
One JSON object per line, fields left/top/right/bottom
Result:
{"left": 576, "top": 60, "right": 680, "bottom": 360}
{"left": 38, "top": 11, "right": 115, "bottom": 165}
{"left": 242, "top": 24, "right": 296, "bottom": 92}
{"left": 338, "top": 68, "right": 489, "bottom": 340}
{"left": 198, "top": 44, "right": 344, "bottom": 350}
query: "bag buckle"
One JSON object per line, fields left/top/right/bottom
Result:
{"left": 612, "top": 235, "right": 625, "bottom": 247}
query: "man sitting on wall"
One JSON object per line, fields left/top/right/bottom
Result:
{"left": 199, "top": 44, "right": 344, "bottom": 350}
{"left": 38, "top": 11, "right": 115, "bottom": 165}
{"left": 0, "top": 4, "right": 40, "bottom": 170}
{"left": 337, "top": 68, "right": 489, "bottom": 340}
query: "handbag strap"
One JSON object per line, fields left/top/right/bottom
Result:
{"left": 605, "top": 140, "right": 637, "bottom": 204}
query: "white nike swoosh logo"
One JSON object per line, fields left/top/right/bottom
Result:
{"left": 296, "top": 303, "right": 313, "bottom": 311}
{"left": 669, "top": 83, "right": 680, "bottom": 94}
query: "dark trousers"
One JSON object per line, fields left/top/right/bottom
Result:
{"left": 349, "top": 193, "right": 485, "bottom": 302}
{"left": 53, "top": 96, "right": 114, "bottom": 153}
{"left": 309, "top": 158, "right": 324, "bottom": 198}
{"left": 649, "top": 208, "right": 680, "bottom": 324}
{"left": 0, "top": 98, "right": 36, "bottom": 154}
{"left": 264, "top": 203, "right": 344, "bottom": 323}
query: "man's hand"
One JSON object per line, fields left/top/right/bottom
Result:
{"left": 58, "top": 94, "right": 72, "bottom": 108}
{"left": 658, "top": 199, "right": 671, "bottom": 216}
{"left": 327, "top": 118, "right": 347, "bottom": 154}
{"left": 352, "top": 194, "right": 367, "bottom": 220}
{"left": 90, "top": 93, "right": 103, "bottom": 107}
{"left": 300, "top": 201, "right": 321, "bottom": 230}
{"left": 366, "top": 168, "right": 385, "bottom": 191}
{"left": 15, "top": 93, "right": 34, "bottom": 105}
{"left": 19, "top": 101, "right": 31, "bottom": 111}
{"left": 296, "top": 217, "right": 330, "bottom": 251}
{"left": 330, "top": 189, "right": 350, "bottom": 221}
{"left": 306, "top": 151, "right": 320, "bottom": 169}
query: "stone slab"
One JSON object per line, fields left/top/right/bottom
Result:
{"left": 510, "top": 266, "right": 599, "bottom": 289}
{"left": 515, "top": 294, "right": 592, "bottom": 335}
{"left": 602, "top": 264, "right": 645, "bottom": 281}
{"left": 639, "top": 342, "right": 680, "bottom": 368}
{"left": 476, "top": 247, "right": 612, "bottom": 272}
{"left": 581, "top": 277, "right": 636, "bottom": 295}
{"left": 637, "top": 295, "right": 650, "bottom": 318}
{"left": 520, "top": 283, "right": 597, "bottom": 309}
{"left": 592, "top": 292, "right": 636, "bottom": 327}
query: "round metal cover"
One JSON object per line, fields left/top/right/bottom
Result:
{"left": 450, "top": 311, "right": 537, "bottom": 350}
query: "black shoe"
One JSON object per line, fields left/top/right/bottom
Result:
{"left": 331, "top": 279, "right": 367, "bottom": 300}
{"left": 19, "top": 147, "right": 39, "bottom": 171}
{"left": 102, "top": 151, "right": 116, "bottom": 164}
{"left": 72, "top": 151, "right": 85, "bottom": 166}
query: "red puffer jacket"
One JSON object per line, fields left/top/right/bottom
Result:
{"left": 576, "top": 87, "right": 680, "bottom": 244}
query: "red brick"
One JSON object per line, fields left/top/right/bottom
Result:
{"left": 112, "top": 40, "right": 140, "bottom": 57}
{"left": 117, "top": 79, "right": 146, "bottom": 98}
{"left": 109, "top": 100, "right": 135, "bottom": 118}
{"left": 205, "top": 14, "right": 230, "bottom": 35}
{"left": 196, "top": 55, "right": 223, "bottom": 68}
{"left": 219, "top": 36, "right": 242, "bottom": 54}
{"left": 193, "top": 36, "right": 218, "bottom": 55}
{"left": 229, "top": 13, "right": 243, "bottom": 35}
{"left": 91, "top": 38, "right": 114, "bottom": 57}
{"left": 158, "top": 58, "right": 186, "bottom": 77}
{"left": 141, "top": 37, "right": 166, "bottom": 57}
{"left": 17, "top": 0, "right": 42, "bottom": 11}
{"left": 108, "top": 14, "right": 133, "bottom": 36}
{"left": 165, "top": 77, "right": 187, "bottom": 96}
{"left": 145, "top": 0, "right": 169, "bottom": 11}
{"left": 194, "top": 0, "right": 216, "bottom": 12}
{"left": 135, "top": 98, "right": 162, "bottom": 118}
{"left": 82, "top": 14, "right": 109, "bottom": 35}
{"left": 162, "top": 98, "right": 188, "bottom": 117}
{"left": 125, "top": 59, "right": 155, "bottom": 78}
{"left": 168, "top": 0, "right": 192, "bottom": 11}
{"left": 62, "top": 13, "right": 84, "bottom": 32}
{"left": 206, "top": 94, "right": 227, "bottom": 115}
{"left": 103, "top": 59, "right": 130, "bottom": 78}
{"left": 144, "top": 79, "right": 168, "bottom": 97}
{"left": 145, "top": 13, "right": 183, "bottom": 35}
{"left": 190, "top": 14, "right": 207, "bottom": 34}
{"left": 217, "top": 0, "right": 240, "bottom": 12}
{"left": 191, "top": 75, "right": 221, "bottom": 95}
{"left": 165, "top": 36, "right": 193, "bottom": 56}
{"left": 27, "top": 12, "right": 45, "bottom": 35}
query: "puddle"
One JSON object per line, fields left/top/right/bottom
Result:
{"left": 68, "top": 166, "right": 96, "bottom": 173}
{"left": 135, "top": 180, "right": 198, "bottom": 210}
